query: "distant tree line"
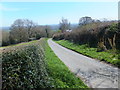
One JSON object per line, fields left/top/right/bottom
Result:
{"left": 2, "top": 19, "right": 53, "bottom": 46}
{"left": 53, "top": 16, "right": 120, "bottom": 51}
{"left": 2, "top": 17, "right": 119, "bottom": 51}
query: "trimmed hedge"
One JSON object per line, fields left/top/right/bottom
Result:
{"left": 1, "top": 39, "right": 53, "bottom": 89}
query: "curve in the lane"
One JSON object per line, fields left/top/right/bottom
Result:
{"left": 48, "top": 39, "right": 119, "bottom": 88}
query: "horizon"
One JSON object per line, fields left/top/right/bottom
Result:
{"left": 1, "top": 2, "right": 118, "bottom": 27}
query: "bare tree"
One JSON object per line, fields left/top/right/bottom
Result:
{"left": 59, "top": 18, "right": 70, "bottom": 33}
{"left": 10, "top": 19, "right": 28, "bottom": 43}
{"left": 24, "top": 19, "right": 36, "bottom": 38}
{"left": 45, "top": 25, "right": 52, "bottom": 38}
{"left": 9, "top": 19, "right": 37, "bottom": 44}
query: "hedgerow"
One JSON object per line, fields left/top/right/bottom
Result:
{"left": 1, "top": 39, "right": 54, "bottom": 89}
{"left": 53, "top": 22, "right": 120, "bottom": 50}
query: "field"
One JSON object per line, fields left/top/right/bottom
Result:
{"left": 55, "top": 40, "right": 120, "bottom": 67}
{"left": 1, "top": 38, "right": 88, "bottom": 89}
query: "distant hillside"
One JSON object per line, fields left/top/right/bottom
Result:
{"left": 1, "top": 23, "right": 78, "bottom": 31}
{"left": 49, "top": 24, "right": 59, "bottom": 31}
{"left": 1, "top": 27, "right": 10, "bottom": 31}
{"left": 49, "top": 23, "right": 78, "bottom": 31}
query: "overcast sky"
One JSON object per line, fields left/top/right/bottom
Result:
{"left": 0, "top": 2, "right": 118, "bottom": 27}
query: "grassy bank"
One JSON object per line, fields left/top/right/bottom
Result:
{"left": 44, "top": 39, "right": 88, "bottom": 88}
{"left": 55, "top": 40, "right": 120, "bottom": 67}
{"left": 0, "top": 40, "right": 38, "bottom": 49}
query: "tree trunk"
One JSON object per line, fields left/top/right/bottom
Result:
{"left": 108, "top": 33, "right": 116, "bottom": 50}
{"left": 98, "top": 38, "right": 107, "bottom": 51}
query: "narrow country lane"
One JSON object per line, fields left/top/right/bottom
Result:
{"left": 48, "top": 39, "right": 119, "bottom": 88}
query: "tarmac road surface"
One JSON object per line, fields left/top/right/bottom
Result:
{"left": 48, "top": 39, "right": 119, "bottom": 88}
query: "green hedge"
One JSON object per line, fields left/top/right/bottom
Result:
{"left": 2, "top": 39, "right": 53, "bottom": 89}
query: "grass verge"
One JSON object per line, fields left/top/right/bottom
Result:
{"left": 44, "top": 39, "right": 88, "bottom": 88}
{"left": 55, "top": 40, "right": 120, "bottom": 67}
